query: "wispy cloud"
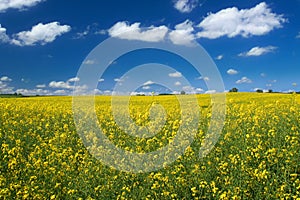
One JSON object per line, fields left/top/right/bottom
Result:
{"left": 239, "top": 46, "right": 277, "bottom": 57}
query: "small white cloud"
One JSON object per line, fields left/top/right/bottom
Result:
{"left": 296, "top": 32, "right": 300, "bottom": 39}
{"left": 53, "top": 89, "right": 67, "bottom": 95}
{"left": 169, "top": 20, "right": 196, "bottom": 46}
{"left": 68, "top": 77, "right": 80, "bottom": 82}
{"left": 0, "top": 80, "right": 14, "bottom": 94}
{"left": 216, "top": 55, "right": 223, "bottom": 60}
{"left": 36, "top": 84, "right": 46, "bottom": 88}
{"left": 292, "top": 83, "right": 297, "bottom": 87}
{"left": 49, "top": 81, "right": 72, "bottom": 89}
{"left": 266, "top": 84, "right": 272, "bottom": 87}
{"left": 239, "top": 46, "right": 277, "bottom": 57}
{"left": 0, "top": 24, "right": 10, "bottom": 43}
{"left": 142, "top": 86, "right": 150, "bottom": 90}
{"left": 83, "top": 59, "right": 96, "bottom": 65}
{"left": 15, "top": 88, "right": 50, "bottom": 96}
{"left": 98, "top": 78, "right": 104, "bottom": 82}
{"left": 205, "top": 90, "right": 216, "bottom": 94}
{"left": 197, "top": 76, "right": 210, "bottom": 81}
{"left": 174, "top": 81, "right": 182, "bottom": 86}
{"left": 0, "top": 0, "right": 45, "bottom": 12}
{"left": 108, "top": 21, "right": 168, "bottom": 42}
{"left": 174, "top": 0, "right": 198, "bottom": 13}
{"left": 197, "top": 2, "right": 286, "bottom": 39}
{"left": 143, "top": 80, "right": 155, "bottom": 85}
{"left": 114, "top": 78, "right": 123, "bottom": 82}
{"left": 195, "top": 88, "right": 204, "bottom": 93}
{"left": 169, "top": 71, "right": 182, "bottom": 78}
{"left": 227, "top": 69, "right": 238, "bottom": 75}
{"left": 12, "top": 22, "right": 71, "bottom": 46}
{"left": 236, "top": 77, "right": 252, "bottom": 84}
{"left": 260, "top": 73, "right": 266, "bottom": 77}
{"left": 0, "top": 76, "right": 12, "bottom": 81}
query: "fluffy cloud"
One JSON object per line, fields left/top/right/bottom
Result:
{"left": 49, "top": 81, "right": 73, "bottom": 89}
{"left": 0, "top": 76, "right": 14, "bottom": 93}
{"left": 15, "top": 88, "right": 50, "bottom": 96}
{"left": 197, "top": 2, "right": 285, "bottom": 39}
{"left": 239, "top": 46, "right": 277, "bottom": 57}
{"left": 0, "top": 0, "right": 44, "bottom": 12}
{"left": 68, "top": 77, "right": 80, "bottom": 82}
{"left": 0, "top": 24, "right": 10, "bottom": 43}
{"left": 108, "top": 21, "right": 168, "bottom": 42}
{"left": 227, "top": 69, "right": 238, "bottom": 75}
{"left": 236, "top": 77, "right": 252, "bottom": 84}
{"left": 169, "top": 71, "right": 182, "bottom": 78}
{"left": 0, "top": 76, "right": 12, "bottom": 81}
{"left": 11, "top": 22, "right": 71, "bottom": 46}
{"left": 169, "top": 20, "right": 196, "bottom": 46}
{"left": 174, "top": 0, "right": 198, "bottom": 13}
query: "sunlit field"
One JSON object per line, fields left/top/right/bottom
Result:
{"left": 1, "top": 93, "right": 299, "bottom": 199}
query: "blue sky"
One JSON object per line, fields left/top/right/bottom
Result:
{"left": 0, "top": 0, "right": 299, "bottom": 95}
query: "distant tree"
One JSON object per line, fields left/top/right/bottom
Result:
{"left": 180, "top": 90, "right": 186, "bottom": 95}
{"left": 256, "top": 89, "right": 263, "bottom": 93}
{"left": 268, "top": 89, "right": 273, "bottom": 93}
{"left": 229, "top": 87, "right": 238, "bottom": 92}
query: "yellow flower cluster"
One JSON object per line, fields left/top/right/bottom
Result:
{"left": 0, "top": 93, "right": 299, "bottom": 199}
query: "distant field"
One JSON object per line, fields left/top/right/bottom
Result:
{"left": 0, "top": 93, "right": 299, "bottom": 199}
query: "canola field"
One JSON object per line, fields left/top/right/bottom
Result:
{"left": 0, "top": 93, "right": 300, "bottom": 199}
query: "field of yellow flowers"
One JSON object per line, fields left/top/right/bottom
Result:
{"left": 0, "top": 93, "right": 299, "bottom": 199}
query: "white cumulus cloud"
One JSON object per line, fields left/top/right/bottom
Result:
{"left": 0, "top": 76, "right": 12, "bottom": 81}
{"left": 169, "top": 71, "right": 182, "bottom": 78}
{"left": 169, "top": 20, "right": 196, "bottom": 46}
{"left": 227, "top": 69, "right": 238, "bottom": 75}
{"left": 174, "top": 0, "right": 198, "bottom": 13}
{"left": 11, "top": 22, "right": 71, "bottom": 46}
{"left": 236, "top": 77, "right": 252, "bottom": 84}
{"left": 239, "top": 46, "right": 277, "bottom": 57}
{"left": 68, "top": 77, "right": 80, "bottom": 82}
{"left": 108, "top": 21, "right": 168, "bottom": 42}
{"left": 0, "top": 0, "right": 45, "bottom": 12}
{"left": 197, "top": 2, "right": 286, "bottom": 39}
{"left": 0, "top": 24, "right": 10, "bottom": 43}
{"left": 143, "top": 80, "right": 155, "bottom": 85}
